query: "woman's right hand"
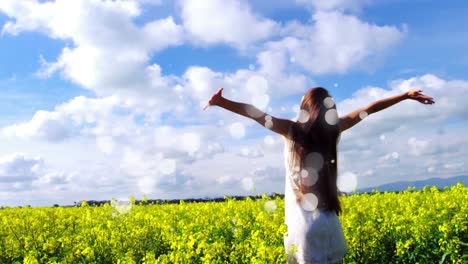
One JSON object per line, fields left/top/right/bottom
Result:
{"left": 406, "top": 89, "right": 435, "bottom": 104}
{"left": 203, "top": 87, "right": 224, "bottom": 110}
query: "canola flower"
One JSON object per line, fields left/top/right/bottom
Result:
{"left": 0, "top": 184, "right": 466, "bottom": 263}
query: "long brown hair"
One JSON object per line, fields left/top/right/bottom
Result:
{"left": 288, "top": 87, "right": 342, "bottom": 214}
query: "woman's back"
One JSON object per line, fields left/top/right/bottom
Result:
{"left": 283, "top": 137, "right": 348, "bottom": 264}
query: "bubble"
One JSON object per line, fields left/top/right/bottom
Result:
{"left": 305, "top": 152, "right": 324, "bottom": 171}
{"left": 301, "top": 168, "right": 318, "bottom": 186}
{"left": 290, "top": 56, "right": 296, "bottom": 63}
{"left": 331, "top": 159, "right": 335, "bottom": 164}
{"left": 218, "top": 120, "right": 225, "bottom": 126}
{"left": 242, "top": 177, "right": 254, "bottom": 191}
{"left": 181, "top": 132, "right": 201, "bottom": 155}
{"left": 299, "top": 193, "right": 318, "bottom": 211}
{"left": 297, "top": 110, "right": 310, "bottom": 123}
{"left": 427, "top": 167, "right": 435, "bottom": 173}
{"left": 292, "top": 104, "right": 300, "bottom": 113}
{"left": 265, "top": 120, "right": 274, "bottom": 129}
{"left": 337, "top": 171, "right": 358, "bottom": 193}
{"left": 111, "top": 198, "right": 132, "bottom": 214}
{"left": 391, "top": 152, "right": 399, "bottom": 159}
{"left": 245, "top": 105, "right": 264, "bottom": 118}
{"left": 325, "top": 109, "right": 339, "bottom": 125}
{"left": 241, "top": 147, "right": 250, "bottom": 156}
{"left": 264, "top": 201, "right": 277, "bottom": 213}
{"left": 229, "top": 122, "right": 246, "bottom": 139}
{"left": 252, "top": 94, "right": 270, "bottom": 110}
{"left": 96, "top": 136, "right": 114, "bottom": 155}
{"left": 380, "top": 134, "right": 386, "bottom": 141}
{"left": 359, "top": 111, "right": 368, "bottom": 120}
{"left": 281, "top": 106, "right": 287, "bottom": 112}
{"left": 138, "top": 176, "right": 157, "bottom": 194}
{"left": 160, "top": 159, "right": 176, "bottom": 175}
{"left": 265, "top": 115, "right": 272, "bottom": 121}
{"left": 264, "top": 135, "right": 275, "bottom": 145}
{"left": 334, "top": 83, "right": 338, "bottom": 87}
{"left": 249, "top": 64, "right": 255, "bottom": 70}
{"left": 323, "top": 97, "right": 335, "bottom": 108}
{"left": 424, "top": 100, "right": 428, "bottom": 104}
{"left": 246, "top": 75, "right": 268, "bottom": 94}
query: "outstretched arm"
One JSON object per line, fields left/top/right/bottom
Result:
{"left": 338, "top": 89, "right": 435, "bottom": 133}
{"left": 204, "top": 88, "right": 293, "bottom": 137}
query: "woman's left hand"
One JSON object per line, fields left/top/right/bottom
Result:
{"left": 203, "top": 87, "right": 224, "bottom": 110}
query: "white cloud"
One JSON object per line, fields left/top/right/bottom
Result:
{"left": 296, "top": 0, "right": 372, "bottom": 13}
{"left": 336, "top": 74, "right": 468, "bottom": 187}
{"left": 179, "top": 0, "right": 277, "bottom": 49}
{"left": 0, "top": 153, "right": 70, "bottom": 192}
{"left": 1, "top": 0, "right": 183, "bottom": 120}
{"left": 2, "top": 96, "right": 120, "bottom": 141}
{"left": 0, "top": 1, "right": 466, "bottom": 206}
{"left": 265, "top": 11, "right": 405, "bottom": 74}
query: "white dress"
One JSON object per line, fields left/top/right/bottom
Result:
{"left": 283, "top": 137, "right": 348, "bottom": 264}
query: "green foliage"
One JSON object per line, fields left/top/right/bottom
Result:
{"left": 0, "top": 184, "right": 466, "bottom": 263}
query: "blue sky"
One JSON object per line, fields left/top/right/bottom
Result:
{"left": 0, "top": 0, "right": 467, "bottom": 206}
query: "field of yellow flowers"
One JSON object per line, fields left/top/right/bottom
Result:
{"left": 0, "top": 184, "right": 466, "bottom": 263}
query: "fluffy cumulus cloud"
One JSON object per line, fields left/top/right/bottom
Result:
{"left": 263, "top": 11, "right": 405, "bottom": 74}
{"left": 336, "top": 74, "right": 468, "bottom": 186}
{"left": 0, "top": 153, "right": 70, "bottom": 192}
{"left": 0, "top": 1, "right": 466, "bottom": 205}
{"left": 295, "top": 0, "right": 372, "bottom": 13}
{"left": 179, "top": 0, "right": 277, "bottom": 49}
{"left": 1, "top": 0, "right": 183, "bottom": 118}
{"left": 2, "top": 96, "right": 120, "bottom": 141}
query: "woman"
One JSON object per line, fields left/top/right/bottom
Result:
{"left": 204, "top": 87, "right": 434, "bottom": 263}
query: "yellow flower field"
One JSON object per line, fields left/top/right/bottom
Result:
{"left": 0, "top": 184, "right": 466, "bottom": 263}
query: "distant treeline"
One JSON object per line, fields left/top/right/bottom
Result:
{"left": 3, "top": 183, "right": 464, "bottom": 209}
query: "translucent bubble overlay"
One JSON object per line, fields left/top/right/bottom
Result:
{"left": 249, "top": 64, "right": 255, "bottom": 70}
{"left": 300, "top": 193, "right": 318, "bottom": 211}
{"left": 391, "top": 152, "right": 399, "bottom": 159}
{"left": 265, "top": 120, "right": 274, "bottom": 129}
{"left": 246, "top": 75, "right": 268, "bottom": 94}
{"left": 323, "top": 97, "right": 335, "bottom": 108}
{"left": 181, "top": 133, "right": 201, "bottom": 155}
{"left": 264, "top": 135, "right": 275, "bottom": 145}
{"left": 138, "top": 176, "right": 157, "bottom": 195}
{"left": 229, "top": 122, "right": 246, "bottom": 139}
{"left": 305, "top": 152, "right": 324, "bottom": 171}
{"left": 325, "top": 109, "right": 339, "bottom": 125}
{"left": 252, "top": 94, "right": 270, "bottom": 110}
{"left": 264, "top": 201, "right": 277, "bottom": 213}
{"left": 246, "top": 75, "right": 269, "bottom": 110}
{"left": 111, "top": 199, "right": 132, "bottom": 214}
{"left": 297, "top": 110, "right": 310, "bottom": 123}
{"left": 242, "top": 177, "right": 254, "bottom": 191}
{"left": 245, "top": 105, "right": 264, "bottom": 119}
{"left": 159, "top": 159, "right": 176, "bottom": 175}
{"left": 301, "top": 168, "right": 318, "bottom": 186}
{"left": 359, "top": 111, "right": 368, "bottom": 120}
{"left": 337, "top": 171, "right": 358, "bottom": 193}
